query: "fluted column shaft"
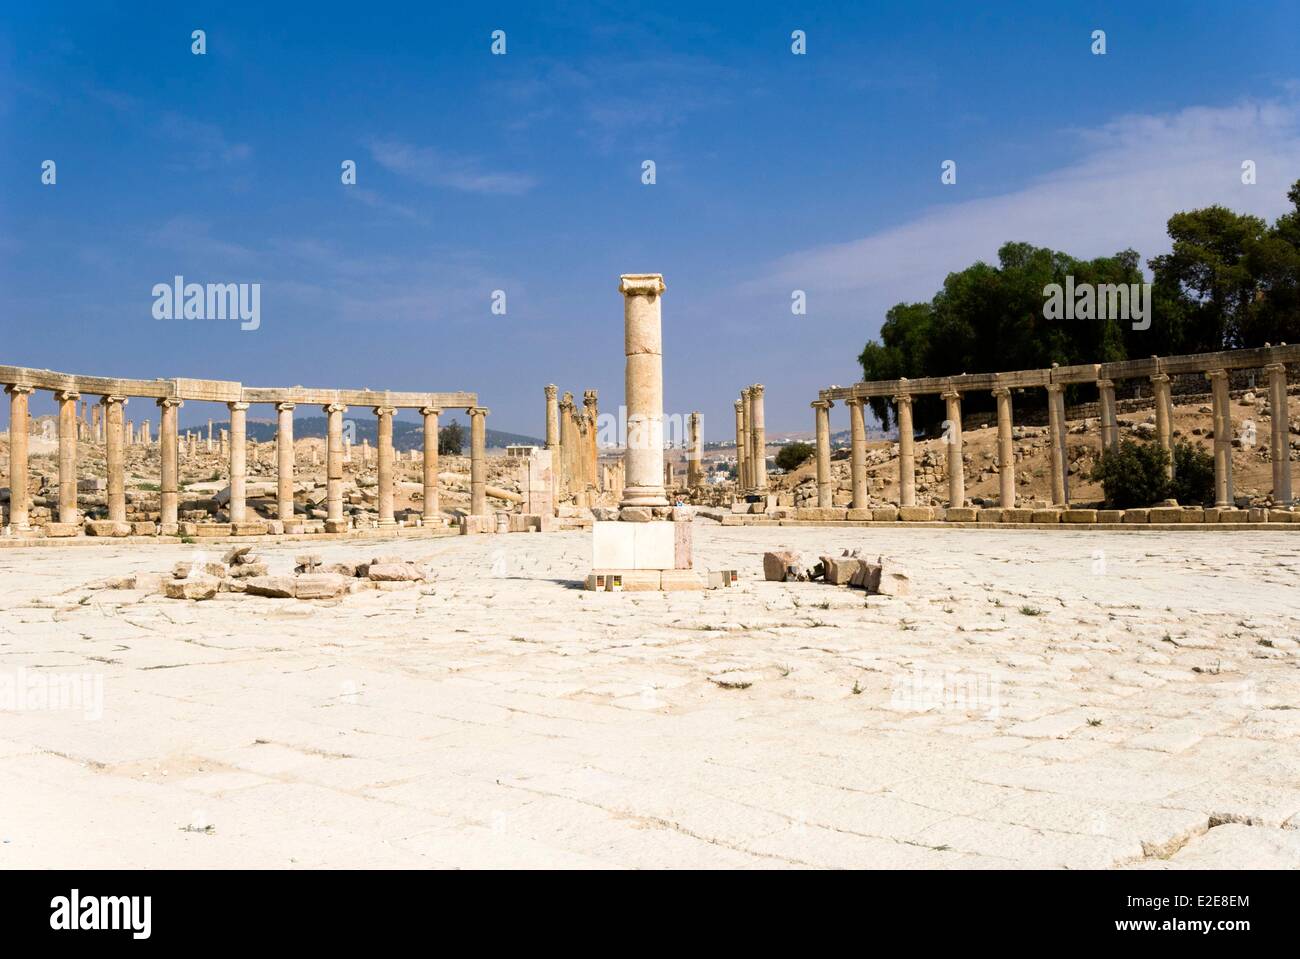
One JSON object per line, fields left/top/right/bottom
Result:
{"left": 619, "top": 273, "right": 669, "bottom": 507}
{"left": 421, "top": 407, "right": 440, "bottom": 523}
{"left": 813, "top": 399, "right": 833, "bottom": 508}
{"left": 228, "top": 402, "right": 248, "bottom": 524}
{"left": 5, "top": 385, "right": 33, "bottom": 530}
{"left": 993, "top": 386, "right": 1015, "bottom": 508}
{"left": 740, "top": 387, "right": 754, "bottom": 491}
{"left": 469, "top": 407, "right": 489, "bottom": 515}
{"left": 1208, "top": 369, "right": 1234, "bottom": 507}
{"left": 375, "top": 406, "right": 396, "bottom": 526}
{"left": 942, "top": 389, "right": 964, "bottom": 508}
{"left": 1266, "top": 363, "right": 1292, "bottom": 505}
{"left": 846, "top": 397, "right": 867, "bottom": 507}
{"left": 55, "top": 391, "right": 80, "bottom": 524}
{"left": 896, "top": 392, "right": 915, "bottom": 507}
{"left": 157, "top": 398, "right": 181, "bottom": 532}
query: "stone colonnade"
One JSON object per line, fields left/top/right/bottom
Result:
{"left": 0, "top": 365, "right": 477, "bottom": 536}
{"left": 812, "top": 345, "right": 1298, "bottom": 510}
{"left": 735, "top": 384, "right": 767, "bottom": 494}
{"left": 545, "top": 384, "right": 600, "bottom": 503}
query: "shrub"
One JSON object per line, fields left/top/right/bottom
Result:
{"left": 1170, "top": 440, "right": 1215, "bottom": 505}
{"left": 438, "top": 422, "right": 464, "bottom": 456}
{"left": 775, "top": 442, "right": 815, "bottom": 472}
{"left": 1090, "top": 439, "right": 1170, "bottom": 508}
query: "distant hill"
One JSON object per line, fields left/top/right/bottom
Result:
{"left": 190, "top": 416, "right": 543, "bottom": 451}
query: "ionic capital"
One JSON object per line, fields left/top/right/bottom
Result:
{"left": 1045, "top": 383, "right": 1064, "bottom": 395}
{"left": 55, "top": 390, "right": 79, "bottom": 402}
{"left": 892, "top": 392, "right": 912, "bottom": 407}
{"left": 618, "top": 273, "right": 666, "bottom": 297}
{"left": 275, "top": 402, "right": 296, "bottom": 412}
{"left": 373, "top": 406, "right": 397, "bottom": 417}
{"left": 1206, "top": 368, "right": 1229, "bottom": 382}
{"left": 810, "top": 399, "right": 833, "bottom": 411}
{"left": 1149, "top": 372, "right": 1170, "bottom": 384}
{"left": 941, "top": 388, "right": 962, "bottom": 401}
{"left": 844, "top": 396, "right": 863, "bottom": 408}
{"left": 1264, "top": 362, "right": 1288, "bottom": 375}
{"left": 990, "top": 386, "right": 1011, "bottom": 398}
{"left": 467, "top": 406, "right": 490, "bottom": 417}
{"left": 5, "top": 383, "right": 35, "bottom": 396}
{"left": 419, "top": 406, "right": 441, "bottom": 417}
{"left": 156, "top": 397, "right": 184, "bottom": 409}
{"left": 228, "top": 401, "right": 250, "bottom": 412}
{"left": 323, "top": 402, "right": 348, "bottom": 415}
{"left": 1096, "top": 378, "right": 1115, "bottom": 390}
{"left": 100, "top": 394, "right": 128, "bottom": 406}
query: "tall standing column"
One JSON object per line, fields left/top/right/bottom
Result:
{"left": 942, "top": 388, "right": 965, "bottom": 508}
{"left": 687, "top": 412, "right": 703, "bottom": 487}
{"left": 228, "top": 402, "right": 248, "bottom": 524}
{"left": 558, "top": 392, "right": 575, "bottom": 496}
{"left": 895, "top": 391, "right": 916, "bottom": 507}
{"left": 56, "top": 390, "right": 80, "bottom": 524}
{"left": 102, "top": 396, "right": 127, "bottom": 522}
{"left": 1266, "top": 363, "right": 1292, "bottom": 506}
{"left": 544, "top": 384, "right": 559, "bottom": 450}
{"left": 846, "top": 397, "right": 868, "bottom": 508}
{"left": 812, "top": 399, "right": 833, "bottom": 508}
{"left": 750, "top": 384, "right": 768, "bottom": 492}
{"left": 276, "top": 402, "right": 295, "bottom": 522}
{"left": 324, "top": 403, "right": 347, "bottom": 531}
{"left": 1046, "top": 384, "right": 1067, "bottom": 506}
{"left": 1097, "top": 378, "right": 1119, "bottom": 452}
{"left": 583, "top": 390, "right": 599, "bottom": 493}
{"left": 1150, "top": 372, "right": 1174, "bottom": 479}
{"left": 1208, "top": 369, "right": 1234, "bottom": 507}
{"left": 468, "top": 406, "right": 489, "bottom": 515}
{"left": 375, "top": 406, "right": 396, "bottom": 526}
{"left": 992, "top": 386, "right": 1015, "bottom": 508}
{"left": 5, "top": 384, "right": 33, "bottom": 530}
{"left": 740, "top": 387, "right": 754, "bottom": 491}
{"left": 157, "top": 398, "right": 182, "bottom": 533}
{"left": 734, "top": 399, "right": 747, "bottom": 494}
{"left": 618, "top": 273, "right": 669, "bottom": 508}
{"left": 420, "top": 406, "right": 440, "bottom": 525}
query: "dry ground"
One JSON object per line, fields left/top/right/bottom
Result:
{"left": 2, "top": 525, "right": 1299, "bottom": 869}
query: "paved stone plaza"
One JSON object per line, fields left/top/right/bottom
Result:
{"left": 2, "top": 525, "right": 1298, "bottom": 868}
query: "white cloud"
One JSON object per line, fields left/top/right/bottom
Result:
{"left": 747, "top": 94, "right": 1300, "bottom": 312}
{"left": 367, "top": 139, "right": 536, "bottom": 195}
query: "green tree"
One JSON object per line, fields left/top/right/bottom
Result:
{"left": 438, "top": 421, "right": 464, "bottom": 456}
{"left": 774, "top": 442, "right": 814, "bottom": 472}
{"left": 1090, "top": 440, "right": 1171, "bottom": 508}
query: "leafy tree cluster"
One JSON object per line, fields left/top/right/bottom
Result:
{"left": 859, "top": 181, "right": 1300, "bottom": 433}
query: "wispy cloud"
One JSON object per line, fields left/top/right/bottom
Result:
{"left": 746, "top": 94, "right": 1300, "bottom": 313}
{"left": 367, "top": 139, "right": 536, "bottom": 195}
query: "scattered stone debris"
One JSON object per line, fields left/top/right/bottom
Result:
{"left": 764, "top": 548, "right": 910, "bottom": 596}
{"left": 154, "top": 551, "right": 433, "bottom": 600}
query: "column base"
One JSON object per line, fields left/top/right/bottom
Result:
{"left": 620, "top": 485, "right": 669, "bottom": 508}
{"left": 324, "top": 519, "right": 349, "bottom": 533}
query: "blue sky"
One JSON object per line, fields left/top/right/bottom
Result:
{"left": 3, "top": 1, "right": 1298, "bottom": 439}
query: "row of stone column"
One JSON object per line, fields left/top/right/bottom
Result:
{"left": 813, "top": 362, "right": 1293, "bottom": 510}
{"left": 5, "top": 388, "right": 491, "bottom": 532}
{"left": 734, "top": 385, "right": 767, "bottom": 493}
{"left": 544, "top": 385, "right": 598, "bottom": 501}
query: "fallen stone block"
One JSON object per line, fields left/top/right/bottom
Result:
{"left": 763, "top": 550, "right": 810, "bottom": 582}
{"left": 875, "top": 561, "right": 911, "bottom": 597}
{"left": 244, "top": 576, "right": 297, "bottom": 598}
{"left": 222, "top": 545, "right": 253, "bottom": 565}
{"left": 173, "top": 561, "right": 227, "bottom": 579}
{"left": 228, "top": 562, "right": 269, "bottom": 579}
{"left": 820, "top": 554, "right": 863, "bottom": 586}
{"left": 292, "top": 573, "right": 351, "bottom": 599}
{"left": 324, "top": 562, "right": 359, "bottom": 577}
{"left": 130, "top": 521, "right": 157, "bottom": 536}
{"left": 367, "top": 563, "right": 425, "bottom": 582}
{"left": 848, "top": 562, "right": 882, "bottom": 592}
{"left": 162, "top": 576, "right": 220, "bottom": 601}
